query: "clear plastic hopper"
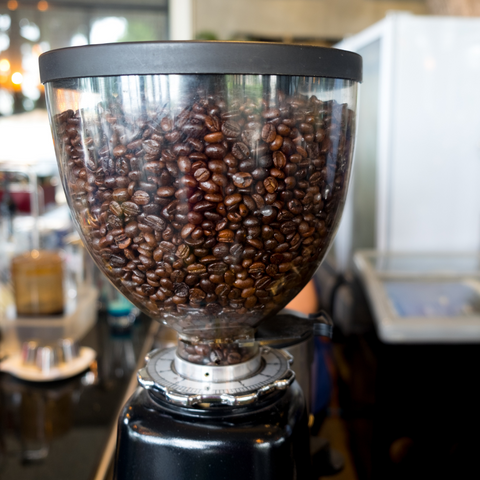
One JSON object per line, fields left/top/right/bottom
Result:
{"left": 40, "top": 42, "right": 360, "bottom": 367}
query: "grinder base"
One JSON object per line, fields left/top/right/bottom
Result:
{"left": 114, "top": 381, "right": 311, "bottom": 480}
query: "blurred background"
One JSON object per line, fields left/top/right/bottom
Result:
{"left": 1, "top": 1, "right": 480, "bottom": 479}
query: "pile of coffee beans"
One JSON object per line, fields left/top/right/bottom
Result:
{"left": 54, "top": 86, "right": 354, "bottom": 361}
{"left": 177, "top": 339, "right": 256, "bottom": 366}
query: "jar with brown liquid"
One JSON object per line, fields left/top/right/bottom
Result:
{"left": 12, "top": 250, "right": 64, "bottom": 316}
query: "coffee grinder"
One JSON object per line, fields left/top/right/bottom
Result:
{"left": 39, "top": 42, "right": 361, "bottom": 479}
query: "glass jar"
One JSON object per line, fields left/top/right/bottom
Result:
{"left": 12, "top": 250, "right": 64, "bottom": 316}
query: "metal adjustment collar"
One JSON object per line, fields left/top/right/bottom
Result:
{"left": 137, "top": 346, "right": 295, "bottom": 408}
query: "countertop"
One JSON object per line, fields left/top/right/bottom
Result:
{"left": 0, "top": 313, "right": 155, "bottom": 480}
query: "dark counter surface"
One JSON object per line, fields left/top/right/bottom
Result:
{"left": 0, "top": 314, "right": 156, "bottom": 480}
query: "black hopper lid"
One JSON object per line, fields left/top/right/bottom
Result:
{"left": 39, "top": 41, "right": 362, "bottom": 84}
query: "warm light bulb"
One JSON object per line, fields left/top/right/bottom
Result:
{"left": 11, "top": 71, "right": 23, "bottom": 85}
{"left": 37, "top": 0, "right": 49, "bottom": 11}
{"left": 0, "top": 59, "right": 10, "bottom": 72}
{"left": 7, "top": 0, "right": 18, "bottom": 10}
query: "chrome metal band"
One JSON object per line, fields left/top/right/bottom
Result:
{"left": 173, "top": 351, "right": 262, "bottom": 383}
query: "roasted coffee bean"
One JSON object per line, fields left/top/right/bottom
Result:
{"left": 215, "top": 283, "right": 230, "bottom": 296}
{"left": 178, "top": 156, "right": 191, "bottom": 173}
{"left": 156, "top": 186, "right": 176, "bottom": 198}
{"left": 205, "top": 115, "right": 220, "bottom": 132}
{"left": 109, "top": 254, "right": 127, "bottom": 267}
{"left": 188, "top": 190, "right": 204, "bottom": 204}
{"left": 223, "top": 153, "right": 237, "bottom": 169}
{"left": 208, "top": 262, "right": 228, "bottom": 274}
{"left": 231, "top": 142, "right": 249, "bottom": 160}
{"left": 188, "top": 202, "right": 211, "bottom": 216}
{"left": 144, "top": 215, "right": 166, "bottom": 231}
{"left": 187, "top": 211, "right": 203, "bottom": 225}
{"left": 121, "top": 201, "right": 139, "bottom": 217}
{"left": 171, "top": 270, "right": 186, "bottom": 283}
{"left": 248, "top": 262, "right": 266, "bottom": 276}
{"left": 205, "top": 143, "right": 226, "bottom": 159}
{"left": 221, "top": 120, "right": 241, "bottom": 138}
{"left": 159, "top": 241, "right": 175, "bottom": 253}
{"left": 194, "top": 167, "right": 210, "bottom": 182}
{"left": 176, "top": 244, "right": 190, "bottom": 259}
{"left": 109, "top": 201, "right": 123, "bottom": 217}
{"left": 242, "top": 128, "right": 260, "bottom": 147}
{"left": 200, "top": 279, "right": 216, "bottom": 294}
{"left": 261, "top": 123, "right": 277, "bottom": 143}
{"left": 208, "top": 159, "right": 227, "bottom": 174}
{"left": 264, "top": 177, "right": 278, "bottom": 194}
{"left": 143, "top": 139, "right": 161, "bottom": 156}
{"left": 204, "top": 236, "right": 217, "bottom": 249}
{"left": 251, "top": 167, "right": 268, "bottom": 181}
{"left": 187, "top": 263, "right": 207, "bottom": 274}
{"left": 269, "top": 135, "right": 283, "bottom": 151}
{"left": 190, "top": 287, "right": 206, "bottom": 301}
{"left": 232, "top": 172, "right": 253, "bottom": 188}
{"left": 111, "top": 188, "right": 129, "bottom": 202}
{"left": 204, "top": 193, "right": 223, "bottom": 203}
{"left": 273, "top": 151, "right": 287, "bottom": 169}
{"left": 218, "top": 229, "right": 235, "bottom": 243}
{"left": 191, "top": 227, "right": 204, "bottom": 239}
{"left": 184, "top": 273, "right": 199, "bottom": 286}
{"left": 239, "top": 158, "right": 256, "bottom": 173}
{"left": 116, "top": 235, "right": 131, "bottom": 249}
{"left": 212, "top": 243, "right": 229, "bottom": 258}
{"left": 132, "top": 190, "right": 150, "bottom": 205}
{"left": 124, "top": 221, "right": 139, "bottom": 239}
{"left": 227, "top": 352, "right": 242, "bottom": 364}
{"left": 224, "top": 193, "right": 242, "bottom": 207}
{"left": 212, "top": 173, "right": 228, "bottom": 188}
{"left": 174, "top": 282, "right": 189, "bottom": 298}
{"left": 181, "top": 223, "right": 196, "bottom": 239}
{"left": 199, "top": 179, "right": 219, "bottom": 193}
{"left": 204, "top": 132, "right": 224, "bottom": 143}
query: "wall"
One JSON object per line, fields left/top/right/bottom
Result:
{"left": 194, "top": 0, "right": 428, "bottom": 41}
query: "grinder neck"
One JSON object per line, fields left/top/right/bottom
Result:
{"left": 174, "top": 348, "right": 262, "bottom": 383}
{"left": 176, "top": 332, "right": 258, "bottom": 367}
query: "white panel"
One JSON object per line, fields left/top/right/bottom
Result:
{"left": 388, "top": 15, "right": 480, "bottom": 251}
{"left": 335, "top": 20, "right": 386, "bottom": 269}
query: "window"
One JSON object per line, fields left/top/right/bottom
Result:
{"left": 0, "top": 0, "right": 168, "bottom": 115}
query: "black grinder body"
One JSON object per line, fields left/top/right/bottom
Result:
{"left": 114, "top": 381, "right": 311, "bottom": 480}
